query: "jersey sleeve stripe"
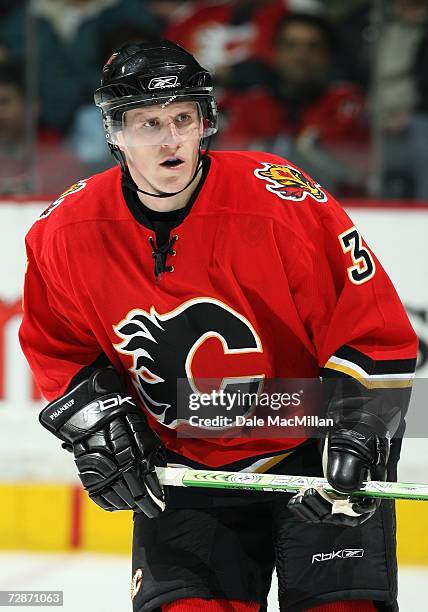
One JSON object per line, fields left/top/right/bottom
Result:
{"left": 322, "top": 360, "right": 414, "bottom": 388}
{"left": 333, "top": 344, "right": 417, "bottom": 375}
{"left": 322, "top": 345, "right": 416, "bottom": 389}
{"left": 165, "top": 447, "right": 299, "bottom": 473}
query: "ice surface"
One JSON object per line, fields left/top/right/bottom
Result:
{"left": 0, "top": 552, "right": 424, "bottom": 611}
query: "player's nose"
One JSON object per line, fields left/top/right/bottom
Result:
{"left": 159, "top": 122, "right": 184, "bottom": 146}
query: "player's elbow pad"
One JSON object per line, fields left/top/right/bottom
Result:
{"left": 39, "top": 368, "right": 140, "bottom": 444}
{"left": 322, "top": 376, "right": 406, "bottom": 439}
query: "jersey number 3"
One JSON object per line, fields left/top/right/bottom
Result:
{"left": 338, "top": 227, "right": 376, "bottom": 284}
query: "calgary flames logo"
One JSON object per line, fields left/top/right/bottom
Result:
{"left": 254, "top": 163, "right": 327, "bottom": 203}
{"left": 38, "top": 179, "right": 89, "bottom": 220}
{"left": 114, "top": 298, "right": 264, "bottom": 429}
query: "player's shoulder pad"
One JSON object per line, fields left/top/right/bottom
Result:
{"left": 38, "top": 177, "right": 93, "bottom": 222}
{"left": 212, "top": 152, "right": 357, "bottom": 258}
{"left": 212, "top": 150, "right": 339, "bottom": 216}
{"left": 39, "top": 166, "right": 121, "bottom": 223}
{"left": 26, "top": 166, "right": 121, "bottom": 246}
{"left": 214, "top": 150, "right": 328, "bottom": 202}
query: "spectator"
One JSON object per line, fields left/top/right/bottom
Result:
{"left": 335, "top": 2, "right": 376, "bottom": 89}
{"left": 0, "top": 61, "right": 85, "bottom": 194}
{"left": 0, "top": 0, "right": 162, "bottom": 133}
{"left": 375, "top": 0, "right": 428, "bottom": 199}
{"left": 164, "top": 0, "right": 296, "bottom": 88}
{"left": 218, "top": 13, "right": 370, "bottom": 196}
{"left": 341, "top": 0, "right": 428, "bottom": 199}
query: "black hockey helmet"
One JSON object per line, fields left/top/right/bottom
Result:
{"left": 94, "top": 39, "right": 218, "bottom": 145}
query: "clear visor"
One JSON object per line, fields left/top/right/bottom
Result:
{"left": 106, "top": 101, "right": 215, "bottom": 147}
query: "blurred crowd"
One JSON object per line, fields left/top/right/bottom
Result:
{"left": 0, "top": 0, "right": 427, "bottom": 199}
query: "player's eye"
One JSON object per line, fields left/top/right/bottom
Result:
{"left": 175, "top": 113, "right": 192, "bottom": 124}
{"left": 130, "top": 119, "right": 159, "bottom": 132}
{"left": 139, "top": 118, "right": 160, "bottom": 130}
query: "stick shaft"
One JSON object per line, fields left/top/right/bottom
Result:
{"left": 156, "top": 467, "right": 428, "bottom": 501}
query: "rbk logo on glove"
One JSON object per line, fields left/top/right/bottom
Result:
{"left": 82, "top": 395, "right": 134, "bottom": 422}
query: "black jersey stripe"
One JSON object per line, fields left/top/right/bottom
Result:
{"left": 332, "top": 345, "right": 416, "bottom": 375}
{"left": 320, "top": 367, "right": 354, "bottom": 379}
{"left": 165, "top": 441, "right": 309, "bottom": 472}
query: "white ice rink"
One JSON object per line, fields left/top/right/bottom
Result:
{"left": 0, "top": 553, "right": 425, "bottom": 611}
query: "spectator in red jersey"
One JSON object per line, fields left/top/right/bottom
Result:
{"left": 0, "top": 61, "right": 85, "bottom": 194}
{"left": 218, "top": 12, "right": 370, "bottom": 196}
{"left": 164, "top": 0, "right": 310, "bottom": 88}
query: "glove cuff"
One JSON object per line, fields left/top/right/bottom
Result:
{"left": 40, "top": 368, "right": 137, "bottom": 442}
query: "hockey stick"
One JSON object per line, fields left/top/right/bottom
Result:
{"left": 156, "top": 467, "right": 428, "bottom": 501}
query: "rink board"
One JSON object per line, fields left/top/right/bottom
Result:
{"left": 0, "top": 483, "right": 426, "bottom": 564}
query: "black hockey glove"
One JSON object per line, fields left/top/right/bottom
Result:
{"left": 288, "top": 376, "right": 402, "bottom": 527}
{"left": 39, "top": 368, "right": 165, "bottom": 517}
{"left": 288, "top": 425, "right": 389, "bottom": 526}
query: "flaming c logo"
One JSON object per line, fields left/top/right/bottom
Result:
{"left": 254, "top": 163, "right": 327, "bottom": 203}
{"left": 114, "top": 298, "right": 265, "bottom": 429}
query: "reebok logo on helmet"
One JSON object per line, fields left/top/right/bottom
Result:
{"left": 148, "top": 76, "right": 180, "bottom": 90}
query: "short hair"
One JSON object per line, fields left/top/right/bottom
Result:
{"left": 275, "top": 12, "right": 339, "bottom": 55}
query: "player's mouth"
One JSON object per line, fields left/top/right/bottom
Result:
{"left": 160, "top": 157, "right": 184, "bottom": 169}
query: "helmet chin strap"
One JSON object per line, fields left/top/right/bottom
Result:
{"left": 119, "top": 139, "right": 211, "bottom": 199}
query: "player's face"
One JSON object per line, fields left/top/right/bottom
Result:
{"left": 116, "top": 101, "right": 203, "bottom": 195}
{"left": 275, "top": 22, "right": 330, "bottom": 84}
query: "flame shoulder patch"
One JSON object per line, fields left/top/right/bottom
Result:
{"left": 38, "top": 179, "right": 89, "bottom": 221}
{"left": 254, "top": 163, "right": 327, "bottom": 203}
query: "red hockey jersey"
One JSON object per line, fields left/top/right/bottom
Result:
{"left": 19, "top": 151, "right": 417, "bottom": 469}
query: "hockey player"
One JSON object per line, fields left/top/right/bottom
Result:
{"left": 19, "top": 41, "right": 417, "bottom": 612}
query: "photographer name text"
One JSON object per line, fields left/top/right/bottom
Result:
{"left": 188, "top": 415, "right": 333, "bottom": 428}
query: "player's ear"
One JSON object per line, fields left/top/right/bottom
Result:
{"left": 115, "top": 130, "right": 126, "bottom": 151}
